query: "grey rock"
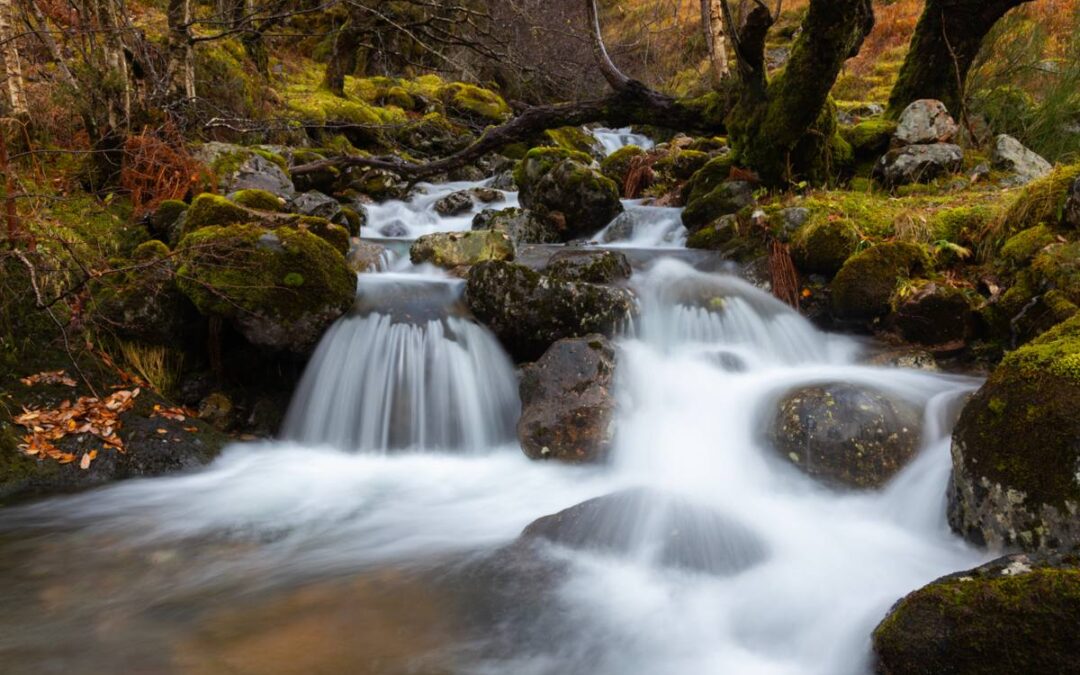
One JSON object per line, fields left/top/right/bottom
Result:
{"left": 874, "top": 143, "right": 964, "bottom": 186}
{"left": 992, "top": 134, "right": 1052, "bottom": 185}
{"left": 292, "top": 190, "right": 345, "bottom": 225}
{"left": 895, "top": 99, "right": 959, "bottom": 146}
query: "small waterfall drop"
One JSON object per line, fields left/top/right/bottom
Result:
{"left": 592, "top": 127, "right": 656, "bottom": 155}
{"left": 282, "top": 272, "right": 519, "bottom": 452}
{"left": 361, "top": 179, "right": 519, "bottom": 239}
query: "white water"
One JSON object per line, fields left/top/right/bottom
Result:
{"left": 594, "top": 200, "right": 688, "bottom": 249}
{"left": 361, "top": 178, "right": 519, "bottom": 239}
{"left": 593, "top": 127, "right": 656, "bottom": 156}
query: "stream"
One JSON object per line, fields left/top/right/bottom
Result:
{"left": 0, "top": 129, "right": 989, "bottom": 675}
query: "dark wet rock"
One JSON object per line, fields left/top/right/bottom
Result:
{"left": 518, "top": 335, "right": 617, "bottom": 463}
{"left": 892, "top": 281, "right": 974, "bottom": 346}
{"left": 776, "top": 207, "right": 811, "bottom": 242}
{"left": 409, "top": 230, "right": 515, "bottom": 269}
{"left": 544, "top": 250, "right": 632, "bottom": 284}
{"left": 434, "top": 190, "right": 475, "bottom": 217}
{"left": 489, "top": 170, "right": 516, "bottom": 191}
{"left": 894, "top": 99, "right": 959, "bottom": 146}
{"left": 197, "top": 392, "right": 236, "bottom": 431}
{"left": 682, "top": 180, "right": 754, "bottom": 232}
{"left": 949, "top": 314, "right": 1080, "bottom": 552}
{"left": 465, "top": 261, "right": 635, "bottom": 362}
{"left": 769, "top": 383, "right": 922, "bottom": 489}
{"left": 471, "top": 207, "right": 559, "bottom": 244}
{"left": 148, "top": 199, "right": 188, "bottom": 243}
{"left": 702, "top": 348, "right": 749, "bottom": 372}
{"left": 379, "top": 222, "right": 409, "bottom": 238}
{"left": 831, "top": 242, "right": 932, "bottom": 320}
{"left": 992, "top": 134, "right": 1052, "bottom": 185}
{"left": 470, "top": 187, "right": 503, "bottom": 204}
{"left": 446, "top": 165, "right": 487, "bottom": 182}
{"left": 292, "top": 190, "right": 345, "bottom": 226}
{"left": 521, "top": 488, "right": 769, "bottom": 575}
{"left": 514, "top": 148, "right": 623, "bottom": 241}
{"left": 874, "top": 144, "right": 964, "bottom": 187}
{"left": 873, "top": 551, "right": 1080, "bottom": 675}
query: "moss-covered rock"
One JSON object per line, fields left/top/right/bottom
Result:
{"left": 149, "top": 199, "right": 189, "bottom": 242}
{"left": 892, "top": 280, "right": 974, "bottom": 346}
{"left": 873, "top": 552, "right": 1080, "bottom": 675}
{"left": 229, "top": 188, "right": 285, "bottom": 212}
{"left": 684, "top": 154, "right": 738, "bottom": 205}
{"left": 409, "top": 230, "right": 515, "bottom": 269}
{"left": 1032, "top": 242, "right": 1080, "bottom": 305}
{"left": 196, "top": 142, "right": 295, "bottom": 198}
{"left": 994, "top": 162, "right": 1080, "bottom": 241}
{"left": 514, "top": 148, "right": 623, "bottom": 241}
{"left": 652, "top": 148, "right": 710, "bottom": 182}
{"left": 544, "top": 250, "right": 632, "bottom": 284}
{"left": 949, "top": 313, "right": 1080, "bottom": 551}
{"left": 471, "top": 207, "right": 559, "bottom": 245}
{"left": 297, "top": 216, "right": 350, "bottom": 255}
{"left": 542, "top": 126, "right": 602, "bottom": 158}
{"left": 177, "top": 224, "right": 355, "bottom": 354}
{"left": 841, "top": 118, "right": 897, "bottom": 160}
{"left": 682, "top": 181, "right": 754, "bottom": 233}
{"left": 438, "top": 82, "right": 511, "bottom": 123}
{"left": 183, "top": 193, "right": 257, "bottom": 236}
{"left": 831, "top": 242, "right": 932, "bottom": 320}
{"left": 791, "top": 217, "right": 859, "bottom": 276}
{"left": 1000, "top": 225, "right": 1056, "bottom": 269}
{"left": 464, "top": 261, "right": 635, "bottom": 362}
{"left": 599, "top": 145, "right": 646, "bottom": 188}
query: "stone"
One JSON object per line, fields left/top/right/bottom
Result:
{"left": 791, "top": 217, "right": 859, "bottom": 276}
{"left": 409, "top": 230, "right": 515, "bottom": 269}
{"left": 433, "top": 190, "right": 474, "bottom": 217}
{"left": 292, "top": 190, "right": 345, "bottom": 225}
{"left": 769, "top": 383, "right": 922, "bottom": 489}
{"left": 992, "top": 134, "right": 1052, "bottom": 185}
{"left": 681, "top": 180, "right": 755, "bottom": 232}
{"left": 892, "top": 281, "right": 973, "bottom": 346}
{"left": 894, "top": 99, "right": 959, "bottom": 146}
{"left": 470, "top": 187, "right": 503, "bottom": 204}
{"left": 471, "top": 207, "right": 559, "bottom": 244}
{"left": 831, "top": 242, "right": 932, "bottom": 319}
{"left": 874, "top": 143, "right": 964, "bottom": 187}
{"left": 776, "top": 207, "right": 811, "bottom": 242}
{"left": 544, "top": 249, "right": 632, "bottom": 284}
{"left": 873, "top": 551, "right": 1080, "bottom": 675}
{"left": 518, "top": 335, "right": 617, "bottom": 463}
{"left": 226, "top": 154, "right": 295, "bottom": 199}
{"left": 949, "top": 314, "right": 1080, "bottom": 552}
{"left": 346, "top": 241, "right": 389, "bottom": 273}
{"left": 514, "top": 148, "right": 623, "bottom": 241}
{"left": 465, "top": 261, "right": 635, "bottom": 362}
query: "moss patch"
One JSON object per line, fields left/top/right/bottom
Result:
{"left": 831, "top": 241, "right": 931, "bottom": 318}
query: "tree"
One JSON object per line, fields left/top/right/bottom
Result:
{"left": 887, "top": 0, "right": 1035, "bottom": 118}
{"left": 0, "top": 0, "right": 27, "bottom": 118}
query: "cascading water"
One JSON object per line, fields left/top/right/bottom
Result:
{"left": 592, "top": 127, "right": 656, "bottom": 156}
{"left": 362, "top": 179, "right": 519, "bottom": 239}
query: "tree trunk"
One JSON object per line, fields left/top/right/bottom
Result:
{"left": 728, "top": 0, "right": 874, "bottom": 184}
{"left": 0, "top": 0, "right": 28, "bottom": 117}
{"left": 166, "top": 0, "right": 196, "bottom": 101}
{"left": 887, "top": 0, "right": 1033, "bottom": 118}
{"left": 322, "top": 16, "right": 363, "bottom": 95}
{"left": 702, "top": 0, "right": 730, "bottom": 85}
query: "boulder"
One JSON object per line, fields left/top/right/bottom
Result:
{"left": 831, "top": 242, "right": 932, "bottom": 320}
{"left": 873, "top": 552, "right": 1080, "bottom": 675}
{"left": 775, "top": 207, "right": 811, "bottom": 242}
{"left": 874, "top": 144, "right": 964, "bottom": 187}
{"left": 521, "top": 488, "right": 769, "bottom": 575}
{"left": 514, "top": 148, "right": 623, "bottom": 241}
{"left": 433, "top": 190, "right": 474, "bottom": 217}
{"left": 682, "top": 180, "right": 754, "bottom": 232}
{"left": 470, "top": 187, "right": 503, "bottom": 204}
{"left": 471, "top": 207, "right": 559, "bottom": 244}
{"left": 292, "top": 190, "right": 345, "bottom": 225}
{"left": 894, "top": 99, "right": 959, "bottom": 145}
{"left": 176, "top": 224, "right": 355, "bottom": 354}
{"left": 599, "top": 145, "right": 647, "bottom": 189}
{"left": 992, "top": 134, "right": 1052, "bottom": 185}
{"left": 518, "top": 335, "right": 617, "bottom": 463}
{"left": 346, "top": 241, "right": 389, "bottom": 273}
{"left": 791, "top": 217, "right": 859, "bottom": 276}
{"left": 949, "top": 314, "right": 1080, "bottom": 551}
{"left": 148, "top": 199, "right": 188, "bottom": 243}
{"left": 769, "top": 383, "right": 922, "bottom": 489}
{"left": 465, "top": 261, "right": 635, "bottom": 361}
{"left": 228, "top": 188, "right": 286, "bottom": 213}
{"left": 892, "top": 281, "right": 974, "bottom": 346}
{"left": 1065, "top": 176, "right": 1080, "bottom": 229}
{"left": 544, "top": 249, "right": 632, "bottom": 284}
{"left": 409, "top": 230, "right": 515, "bottom": 269}
{"left": 198, "top": 142, "right": 295, "bottom": 199}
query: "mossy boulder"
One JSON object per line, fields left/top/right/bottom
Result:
{"left": 514, "top": 148, "right": 623, "bottom": 241}
{"left": 949, "top": 314, "right": 1080, "bottom": 551}
{"left": 872, "top": 552, "right": 1080, "bottom": 675}
{"left": 831, "top": 242, "right": 932, "bottom": 320}
{"left": 874, "top": 144, "right": 964, "bottom": 187}
{"left": 182, "top": 193, "right": 256, "bottom": 236}
{"left": 544, "top": 250, "right": 632, "bottom": 284}
{"left": 149, "top": 199, "right": 189, "bottom": 242}
{"left": 1000, "top": 225, "right": 1056, "bottom": 269}
{"left": 841, "top": 119, "right": 897, "bottom": 160}
{"left": 599, "top": 145, "right": 646, "bottom": 188}
{"left": 652, "top": 148, "right": 710, "bottom": 183}
{"left": 769, "top": 383, "right": 922, "bottom": 490}
{"left": 892, "top": 281, "right": 974, "bottom": 346}
{"left": 297, "top": 216, "right": 350, "bottom": 255}
{"left": 518, "top": 335, "right": 617, "bottom": 463}
{"left": 994, "top": 162, "right": 1080, "bottom": 241}
{"left": 542, "top": 126, "right": 603, "bottom": 158}
{"left": 176, "top": 224, "right": 355, "bottom": 354}
{"left": 196, "top": 142, "right": 295, "bottom": 198}
{"left": 471, "top": 207, "right": 559, "bottom": 245}
{"left": 464, "top": 261, "right": 635, "bottom": 362}
{"left": 683, "top": 154, "right": 737, "bottom": 204}
{"left": 791, "top": 217, "right": 860, "bottom": 276}
{"left": 681, "top": 180, "right": 754, "bottom": 233}
{"left": 438, "top": 82, "right": 511, "bottom": 123}
{"left": 685, "top": 214, "right": 765, "bottom": 262}
{"left": 229, "top": 189, "right": 285, "bottom": 212}
{"left": 1033, "top": 242, "right": 1080, "bottom": 305}
{"left": 409, "top": 230, "right": 515, "bottom": 270}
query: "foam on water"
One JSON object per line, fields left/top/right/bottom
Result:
{"left": 361, "top": 178, "right": 519, "bottom": 239}
{"left": 593, "top": 127, "right": 656, "bottom": 156}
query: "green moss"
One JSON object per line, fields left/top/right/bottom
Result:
{"left": 151, "top": 200, "right": 189, "bottom": 236}
{"left": 513, "top": 147, "right": 593, "bottom": 188}
{"left": 653, "top": 149, "right": 710, "bottom": 181}
{"left": 283, "top": 272, "right": 304, "bottom": 287}
{"left": 599, "top": 145, "right": 646, "bottom": 187}
{"left": 183, "top": 193, "right": 255, "bottom": 236}
{"left": 297, "top": 216, "right": 350, "bottom": 255}
{"left": 543, "top": 127, "right": 599, "bottom": 155}
{"left": 840, "top": 119, "right": 897, "bottom": 159}
{"left": 132, "top": 240, "right": 170, "bottom": 261}
{"left": 991, "top": 162, "right": 1080, "bottom": 244}
{"left": 831, "top": 241, "right": 932, "bottom": 318}
{"left": 409, "top": 230, "right": 515, "bottom": 269}
{"left": 682, "top": 181, "right": 754, "bottom": 231}
{"left": 1001, "top": 225, "right": 1056, "bottom": 268}
{"left": 930, "top": 205, "right": 997, "bottom": 244}
{"left": 685, "top": 154, "right": 738, "bottom": 204}
{"left": 439, "top": 82, "right": 511, "bottom": 123}
{"left": 791, "top": 217, "right": 860, "bottom": 275}
{"left": 1034, "top": 242, "right": 1080, "bottom": 305}
{"left": 230, "top": 189, "right": 285, "bottom": 212}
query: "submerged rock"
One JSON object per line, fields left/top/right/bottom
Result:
{"left": 874, "top": 144, "right": 964, "bottom": 187}
{"left": 465, "top": 261, "right": 634, "bottom": 362}
{"left": 521, "top": 488, "right": 769, "bottom": 575}
{"left": 894, "top": 99, "right": 959, "bottom": 146}
{"left": 872, "top": 551, "right": 1080, "bottom": 675}
{"left": 514, "top": 147, "right": 623, "bottom": 241}
{"left": 949, "top": 314, "right": 1080, "bottom": 551}
{"left": 518, "top": 335, "right": 617, "bottom": 463}
{"left": 409, "top": 230, "right": 514, "bottom": 270}
{"left": 769, "top": 383, "right": 922, "bottom": 489}
{"left": 346, "top": 241, "right": 389, "bottom": 273}
{"left": 992, "top": 134, "right": 1052, "bottom": 185}
{"left": 544, "top": 249, "right": 632, "bottom": 284}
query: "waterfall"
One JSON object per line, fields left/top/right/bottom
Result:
{"left": 592, "top": 127, "right": 656, "bottom": 155}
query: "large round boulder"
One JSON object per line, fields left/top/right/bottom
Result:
{"left": 949, "top": 314, "right": 1080, "bottom": 551}
{"left": 992, "top": 134, "right": 1052, "bottom": 186}
{"left": 177, "top": 224, "right": 355, "bottom": 354}
{"left": 769, "top": 383, "right": 922, "bottom": 489}
{"left": 831, "top": 242, "right": 931, "bottom": 320}
{"left": 873, "top": 551, "right": 1080, "bottom": 675}
{"left": 514, "top": 148, "right": 623, "bottom": 241}
{"left": 465, "top": 261, "right": 635, "bottom": 362}
{"left": 518, "top": 335, "right": 617, "bottom": 463}
{"left": 409, "top": 230, "right": 514, "bottom": 270}
{"left": 791, "top": 217, "right": 859, "bottom": 276}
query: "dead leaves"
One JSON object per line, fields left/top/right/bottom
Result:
{"left": 14, "top": 388, "right": 140, "bottom": 469}
{"left": 151, "top": 403, "right": 195, "bottom": 423}
{"left": 20, "top": 370, "right": 77, "bottom": 387}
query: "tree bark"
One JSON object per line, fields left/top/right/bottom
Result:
{"left": 0, "top": 0, "right": 28, "bottom": 117}
{"left": 887, "top": 0, "right": 1034, "bottom": 118}
{"left": 322, "top": 14, "right": 363, "bottom": 96}
{"left": 702, "top": 0, "right": 730, "bottom": 85}
{"left": 166, "top": 0, "right": 196, "bottom": 101}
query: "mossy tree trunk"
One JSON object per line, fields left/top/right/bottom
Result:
{"left": 322, "top": 15, "right": 364, "bottom": 96}
{"left": 727, "top": 0, "right": 874, "bottom": 184}
{"left": 887, "top": 0, "right": 1034, "bottom": 118}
